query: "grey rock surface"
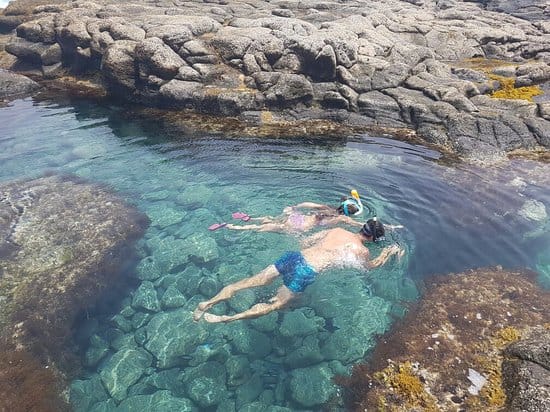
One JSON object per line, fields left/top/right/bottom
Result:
{"left": 2, "top": 0, "right": 550, "bottom": 156}
{"left": 0, "top": 67, "right": 38, "bottom": 98}
{"left": 502, "top": 327, "right": 550, "bottom": 412}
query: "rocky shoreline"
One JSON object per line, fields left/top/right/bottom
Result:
{"left": 336, "top": 267, "right": 550, "bottom": 411}
{"left": 1, "top": 0, "right": 549, "bottom": 157}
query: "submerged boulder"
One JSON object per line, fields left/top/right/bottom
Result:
{"left": 0, "top": 174, "right": 149, "bottom": 364}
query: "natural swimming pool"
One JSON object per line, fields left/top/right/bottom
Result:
{"left": 1, "top": 97, "right": 549, "bottom": 410}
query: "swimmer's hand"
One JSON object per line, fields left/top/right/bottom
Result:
{"left": 369, "top": 244, "right": 403, "bottom": 268}
{"left": 283, "top": 206, "right": 294, "bottom": 214}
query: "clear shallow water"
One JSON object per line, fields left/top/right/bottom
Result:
{"left": 1, "top": 98, "right": 549, "bottom": 410}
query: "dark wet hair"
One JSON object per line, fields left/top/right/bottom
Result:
{"left": 360, "top": 218, "right": 385, "bottom": 241}
{"left": 336, "top": 201, "right": 359, "bottom": 216}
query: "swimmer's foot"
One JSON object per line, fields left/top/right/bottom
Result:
{"left": 193, "top": 302, "right": 210, "bottom": 321}
{"left": 397, "top": 248, "right": 405, "bottom": 259}
{"left": 203, "top": 313, "right": 231, "bottom": 323}
{"left": 231, "top": 212, "right": 250, "bottom": 221}
{"left": 208, "top": 222, "right": 227, "bottom": 231}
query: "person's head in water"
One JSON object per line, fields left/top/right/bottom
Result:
{"left": 359, "top": 218, "right": 385, "bottom": 242}
{"left": 337, "top": 196, "right": 361, "bottom": 216}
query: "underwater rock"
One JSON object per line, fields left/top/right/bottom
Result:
{"left": 235, "top": 372, "right": 263, "bottom": 408}
{"left": 175, "top": 184, "right": 214, "bottom": 208}
{"left": 308, "top": 276, "right": 392, "bottom": 364}
{"left": 228, "top": 288, "right": 256, "bottom": 313}
{"left": 249, "top": 311, "right": 279, "bottom": 333}
{"left": 279, "top": 309, "right": 324, "bottom": 338}
{"left": 132, "top": 281, "right": 161, "bottom": 312}
{"left": 117, "top": 390, "right": 196, "bottom": 412}
{"left": 135, "top": 256, "right": 163, "bottom": 281}
{"left": 337, "top": 267, "right": 550, "bottom": 411}
{"left": 160, "top": 285, "right": 187, "bottom": 309}
{"left": 70, "top": 375, "right": 109, "bottom": 412}
{"left": 146, "top": 203, "right": 187, "bottom": 228}
{"left": 146, "top": 235, "right": 190, "bottom": 273}
{"left": 84, "top": 334, "right": 110, "bottom": 368}
{"left": 289, "top": 363, "right": 337, "bottom": 408}
{"left": 224, "top": 322, "right": 272, "bottom": 359}
{"left": 518, "top": 199, "right": 548, "bottom": 221}
{"left": 144, "top": 308, "right": 209, "bottom": 368}
{"left": 283, "top": 335, "right": 324, "bottom": 368}
{"left": 180, "top": 232, "right": 220, "bottom": 264}
{"left": 0, "top": 174, "right": 148, "bottom": 369}
{"left": 225, "top": 355, "right": 251, "bottom": 388}
{"left": 182, "top": 361, "right": 229, "bottom": 407}
{"left": 99, "top": 347, "right": 153, "bottom": 402}
{"left": 137, "top": 368, "right": 186, "bottom": 396}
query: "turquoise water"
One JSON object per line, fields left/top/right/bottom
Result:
{"left": 1, "top": 97, "right": 549, "bottom": 410}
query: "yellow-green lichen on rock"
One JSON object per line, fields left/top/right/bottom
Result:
{"left": 373, "top": 361, "right": 438, "bottom": 412}
{"left": 453, "top": 58, "right": 544, "bottom": 102}
{"left": 489, "top": 74, "right": 543, "bottom": 102}
{"left": 337, "top": 268, "right": 550, "bottom": 411}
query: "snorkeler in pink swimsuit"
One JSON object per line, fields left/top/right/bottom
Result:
{"left": 217, "top": 190, "right": 366, "bottom": 233}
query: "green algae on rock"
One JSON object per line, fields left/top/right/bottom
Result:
{"left": 0, "top": 175, "right": 148, "bottom": 359}
{"left": 0, "top": 174, "right": 148, "bottom": 409}
{"left": 337, "top": 267, "right": 550, "bottom": 411}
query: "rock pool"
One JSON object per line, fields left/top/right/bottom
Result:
{"left": 0, "top": 97, "right": 548, "bottom": 411}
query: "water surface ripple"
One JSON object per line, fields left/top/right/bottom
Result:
{"left": 1, "top": 98, "right": 548, "bottom": 410}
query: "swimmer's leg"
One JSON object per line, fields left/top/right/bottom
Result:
{"left": 203, "top": 286, "right": 295, "bottom": 323}
{"left": 225, "top": 223, "right": 286, "bottom": 232}
{"left": 247, "top": 216, "right": 277, "bottom": 223}
{"left": 193, "top": 265, "right": 279, "bottom": 321}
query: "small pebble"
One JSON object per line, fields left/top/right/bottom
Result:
{"left": 451, "top": 395, "right": 462, "bottom": 404}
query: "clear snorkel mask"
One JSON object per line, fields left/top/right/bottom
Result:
{"left": 340, "top": 189, "right": 364, "bottom": 216}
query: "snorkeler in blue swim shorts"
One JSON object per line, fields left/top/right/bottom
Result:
{"left": 275, "top": 251, "right": 318, "bottom": 293}
{"left": 194, "top": 218, "right": 403, "bottom": 323}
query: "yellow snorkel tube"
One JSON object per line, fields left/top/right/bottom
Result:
{"left": 341, "top": 189, "right": 363, "bottom": 216}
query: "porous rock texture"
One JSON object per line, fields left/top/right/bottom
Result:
{"left": 0, "top": 175, "right": 148, "bottom": 366}
{"left": 337, "top": 267, "right": 550, "bottom": 411}
{"left": 1, "top": 0, "right": 550, "bottom": 156}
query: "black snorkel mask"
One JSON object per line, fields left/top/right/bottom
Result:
{"left": 361, "top": 222, "right": 376, "bottom": 241}
{"left": 361, "top": 217, "right": 383, "bottom": 242}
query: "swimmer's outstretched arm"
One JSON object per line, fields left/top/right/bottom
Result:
{"left": 368, "top": 244, "right": 402, "bottom": 268}
{"left": 284, "top": 202, "right": 332, "bottom": 212}
{"left": 336, "top": 216, "right": 364, "bottom": 227}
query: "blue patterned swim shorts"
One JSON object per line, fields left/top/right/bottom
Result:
{"left": 274, "top": 251, "right": 318, "bottom": 293}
